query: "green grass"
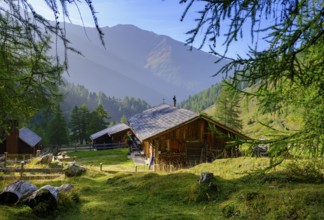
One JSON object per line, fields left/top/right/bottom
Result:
{"left": 67, "top": 148, "right": 136, "bottom": 172}
{"left": 0, "top": 149, "right": 323, "bottom": 220}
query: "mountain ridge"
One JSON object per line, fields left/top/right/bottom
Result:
{"left": 56, "top": 23, "right": 227, "bottom": 105}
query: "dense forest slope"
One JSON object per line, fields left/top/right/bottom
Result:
{"left": 60, "top": 81, "right": 150, "bottom": 122}
{"left": 179, "top": 83, "right": 223, "bottom": 112}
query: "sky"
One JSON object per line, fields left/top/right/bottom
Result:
{"left": 27, "top": 0, "right": 262, "bottom": 58}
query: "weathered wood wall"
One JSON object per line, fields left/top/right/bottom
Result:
{"left": 142, "top": 118, "right": 240, "bottom": 165}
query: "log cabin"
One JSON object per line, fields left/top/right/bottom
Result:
{"left": 0, "top": 127, "right": 42, "bottom": 155}
{"left": 90, "top": 123, "right": 134, "bottom": 150}
{"left": 128, "top": 104, "right": 249, "bottom": 167}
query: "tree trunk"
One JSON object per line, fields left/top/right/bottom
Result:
{"left": 0, "top": 180, "right": 38, "bottom": 205}
{"left": 24, "top": 184, "right": 73, "bottom": 216}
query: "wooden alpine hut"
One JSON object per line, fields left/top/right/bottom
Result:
{"left": 0, "top": 127, "right": 42, "bottom": 155}
{"left": 128, "top": 104, "right": 249, "bottom": 167}
{"left": 90, "top": 123, "right": 133, "bottom": 150}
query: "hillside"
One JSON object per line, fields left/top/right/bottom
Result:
{"left": 54, "top": 23, "right": 228, "bottom": 105}
{"left": 203, "top": 91, "right": 303, "bottom": 139}
{"left": 1, "top": 149, "right": 322, "bottom": 219}
{"left": 179, "top": 83, "right": 223, "bottom": 112}
{"left": 60, "top": 81, "right": 150, "bottom": 122}
{"left": 180, "top": 82, "right": 303, "bottom": 139}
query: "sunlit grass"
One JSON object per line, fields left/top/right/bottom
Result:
{"left": 0, "top": 148, "right": 323, "bottom": 219}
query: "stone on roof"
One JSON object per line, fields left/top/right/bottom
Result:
{"left": 90, "top": 123, "right": 130, "bottom": 140}
{"left": 128, "top": 104, "right": 198, "bottom": 141}
{"left": 19, "top": 127, "right": 42, "bottom": 147}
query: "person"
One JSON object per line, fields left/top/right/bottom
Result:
{"left": 173, "top": 95, "right": 176, "bottom": 107}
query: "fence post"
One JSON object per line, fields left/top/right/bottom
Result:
{"left": 4, "top": 152, "right": 7, "bottom": 168}
{"left": 20, "top": 161, "right": 25, "bottom": 178}
{"left": 135, "top": 166, "right": 137, "bottom": 173}
{"left": 100, "top": 163, "right": 103, "bottom": 171}
{"left": 36, "top": 150, "right": 40, "bottom": 157}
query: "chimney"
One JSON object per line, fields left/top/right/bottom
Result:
{"left": 173, "top": 96, "right": 176, "bottom": 107}
{"left": 6, "top": 120, "right": 19, "bottom": 154}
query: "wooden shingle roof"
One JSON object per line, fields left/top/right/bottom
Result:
{"left": 128, "top": 104, "right": 198, "bottom": 141}
{"left": 90, "top": 123, "right": 130, "bottom": 140}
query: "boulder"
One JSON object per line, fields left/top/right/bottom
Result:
{"left": 64, "top": 164, "right": 86, "bottom": 177}
{"left": 37, "top": 153, "right": 53, "bottom": 164}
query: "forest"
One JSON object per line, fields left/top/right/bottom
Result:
{"left": 28, "top": 81, "right": 150, "bottom": 146}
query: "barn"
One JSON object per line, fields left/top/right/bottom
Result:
{"left": 0, "top": 127, "right": 42, "bottom": 155}
{"left": 128, "top": 104, "right": 249, "bottom": 167}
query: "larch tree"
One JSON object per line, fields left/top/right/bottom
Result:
{"left": 214, "top": 81, "right": 242, "bottom": 131}
{"left": 180, "top": 0, "right": 323, "bottom": 161}
{"left": 0, "top": 0, "right": 103, "bottom": 133}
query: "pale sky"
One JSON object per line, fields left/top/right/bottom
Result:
{"left": 27, "top": 0, "right": 263, "bottom": 58}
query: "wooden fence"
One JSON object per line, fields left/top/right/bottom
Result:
{"left": 58, "top": 145, "right": 93, "bottom": 152}
{"left": 0, "top": 152, "right": 36, "bottom": 167}
{"left": 0, "top": 152, "right": 63, "bottom": 180}
{"left": 93, "top": 142, "right": 128, "bottom": 150}
{"left": 0, "top": 165, "right": 63, "bottom": 180}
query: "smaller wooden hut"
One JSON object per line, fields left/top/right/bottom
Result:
{"left": 90, "top": 123, "right": 133, "bottom": 150}
{"left": 128, "top": 104, "right": 249, "bottom": 167}
{"left": 0, "top": 127, "right": 42, "bottom": 155}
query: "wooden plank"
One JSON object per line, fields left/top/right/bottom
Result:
{"left": 0, "top": 168, "right": 63, "bottom": 173}
{"left": 0, "top": 175, "right": 61, "bottom": 180}
{"left": 59, "top": 156, "right": 77, "bottom": 162}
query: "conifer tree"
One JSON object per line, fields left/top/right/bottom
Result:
{"left": 120, "top": 115, "right": 128, "bottom": 124}
{"left": 181, "top": 0, "right": 323, "bottom": 159}
{"left": 214, "top": 82, "right": 242, "bottom": 131}
{"left": 88, "top": 104, "right": 110, "bottom": 138}
{"left": 48, "top": 105, "right": 69, "bottom": 146}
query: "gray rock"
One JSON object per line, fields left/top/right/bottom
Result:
{"left": 199, "top": 172, "right": 214, "bottom": 184}
{"left": 64, "top": 164, "right": 86, "bottom": 177}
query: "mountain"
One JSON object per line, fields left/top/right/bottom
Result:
{"left": 55, "top": 23, "right": 228, "bottom": 105}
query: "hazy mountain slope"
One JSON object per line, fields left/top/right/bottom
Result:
{"left": 57, "top": 23, "right": 228, "bottom": 105}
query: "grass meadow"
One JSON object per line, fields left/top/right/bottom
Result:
{"left": 0, "top": 148, "right": 323, "bottom": 220}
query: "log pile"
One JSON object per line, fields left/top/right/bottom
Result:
{"left": 0, "top": 180, "right": 74, "bottom": 216}
{"left": 0, "top": 180, "right": 37, "bottom": 205}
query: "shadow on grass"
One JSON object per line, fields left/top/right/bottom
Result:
{"left": 1, "top": 166, "right": 323, "bottom": 220}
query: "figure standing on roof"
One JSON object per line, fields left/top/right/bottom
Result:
{"left": 173, "top": 95, "right": 176, "bottom": 107}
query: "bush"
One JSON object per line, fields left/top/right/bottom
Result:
{"left": 222, "top": 205, "right": 240, "bottom": 218}
{"left": 285, "top": 161, "right": 323, "bottom": 183}
{"left": 58, "top": 190, "right": 80, "bottom": 212}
